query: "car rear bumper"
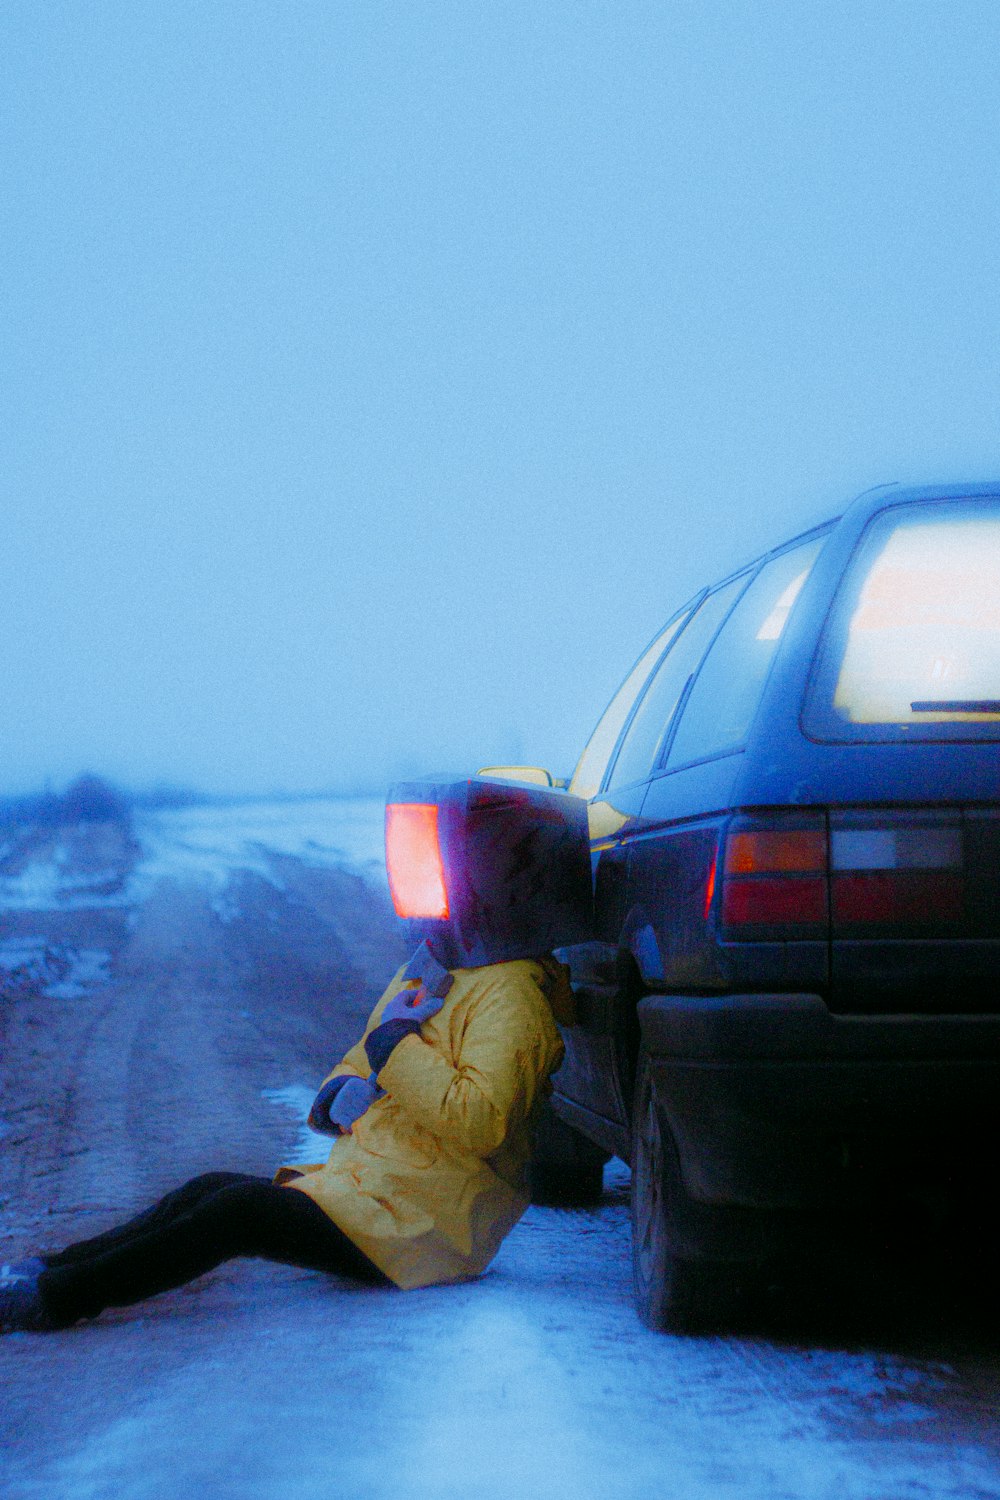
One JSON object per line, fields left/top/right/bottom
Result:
{"left": 637, "top": 993, "right": 1000, "bottom": 1208}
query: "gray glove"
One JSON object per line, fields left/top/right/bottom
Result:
{"left": 308, "top": 1076, "right": 349, "bottom": 1136}
{"left": 365, "top": 949, "right": 456, "bottom": 1076}
{"left": 328, "top": 1075, "right": 383, "bottom": 1134}
{"left": 380, "top": 983, "right": 447, "bottom": 1025}
{"left": 309, "top": 1074, "right": 383, "bottom": 1136}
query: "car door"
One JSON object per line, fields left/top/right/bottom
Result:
{"left": 556, "top": 578, "right": 751, "bottom": 1138}
{"left": 630, "top": 537, "right": 826, "bottom": 994}
{"left": 552, "top": 609, "right": 693, "bottom": 1131}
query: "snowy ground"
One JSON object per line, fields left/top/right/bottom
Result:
{"left": 132, "top": 796, "right": 389, "bottom": 898}
{"left": 2, "top": 798, "right": 1000, "bottom": 1498}
{"left": 0, "top": 796, "right": 388, "bottom": 914}
{"left": 5, "top": 1160, "right": 1000, "bottom": 1500}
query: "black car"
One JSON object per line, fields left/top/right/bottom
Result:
{"left": 489, "top": 481, "right": 1000, "bottom": 1329}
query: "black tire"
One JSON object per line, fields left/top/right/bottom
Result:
{"left": 529, "top": 1100, "right": 608, "bottom": 1206}
{"left": 630, "top": 1047, "right": 740, "bottom": 1332}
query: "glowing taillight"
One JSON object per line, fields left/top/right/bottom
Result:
{"left": 385, "top": 803, "right": 450, "bottom": 919}
{"left": 703, "top": 848, "right": 718, "bottom": 919}
{"left": 724, "top": 829, "right": 827, "bottom": 876}
{"left": 720, "top": 817, "right": 828, "bottom": 932}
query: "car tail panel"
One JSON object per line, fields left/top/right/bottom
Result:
{"left": 963, "top": 809, "right": 1000, "bottom": 939}
{"left": 719, "top": 813, "right": 828, "bottom": 942}
{"left": 829, "top": 810, "right": 965, "bottom": 938}
{"left": 715, "top": 804, "right": 1000, "bottom": 1013}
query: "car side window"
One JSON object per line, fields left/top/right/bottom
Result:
{"left": 666, "top": 538, "right": 823, "bottom": 769}
{"left": 568, "top": 611, "right": 690, "bottom": 800}
{"left": 605, "top": 575, "right": 748, "bottom": 791}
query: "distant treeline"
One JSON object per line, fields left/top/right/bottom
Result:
{"left": 0, "top": 776, "right": 205, "bottom": 832}
{"left": 1, "top": 779, "right": 380, "bottom": 832}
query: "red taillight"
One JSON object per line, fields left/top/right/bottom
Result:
{"left": 385, "top": 803, "right": 450, "bottom": 919}
{"left": 720, "top": 817, "right": 828, "bottom": 933}
{"left": 722, "top": 874, "right": 828, "bottom": 926}
{"left": 830, "top": 819, "right": 964, "bottom": 927}
{"left": 703, "top": 848, "right": 718, "bottom": 919}
{"left": 720, "top": 811, "right": 968, "bottom": 939}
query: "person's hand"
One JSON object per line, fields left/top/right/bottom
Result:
{"left": 365, "top": 1017, "right": 422, "bottom": 1075}
{"left": 365, "top": 978, "right": 451, "bottom": 1076}
{"left": 381, "top": 984, "right": 446, "bottom": 1025}
{"left": 308, "top": 1075, "right": 382, "bottom": 1136}
{"left": 307, "top": 1076, "right": 349, "bottom": 1136}
{"left": 327, "top": 1076, "right": 382, "bottom": 1134}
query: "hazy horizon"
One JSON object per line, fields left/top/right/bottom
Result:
{"left": 6, "top": 3, "right": 1000, "bottom": 799}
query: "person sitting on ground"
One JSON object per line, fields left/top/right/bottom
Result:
{"left": 0, "top": 939, "right": 573, "bottom": 1333}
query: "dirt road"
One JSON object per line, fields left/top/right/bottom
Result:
{"left": 2, "top": 801, "right": 1000, "bottom": 1499}
{"left": 0, "top": 802, "right": 402, "bottom": 1249}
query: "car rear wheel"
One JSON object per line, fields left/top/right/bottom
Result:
{"left": 529, "top": 1100, "right": 608, "bottom": 1205}
{"left": 631, "top": 1047, "right": 741, "bottom": 1331}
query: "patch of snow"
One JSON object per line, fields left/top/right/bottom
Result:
{"left": 44, "top": 948, "right": 113, "bottom": 1000}
{"left": 262, "top": 1084, "right": 328, "bottom": 1168}
{"left": 0, "top": 938, "right": 111, "bottom": 1000}
{"left": 0, "top": 796, "right": 389, "bottom": 914}
{"left": 0, "top": 847, "right": 127, "bottom": 912}
{"left": 210, "top": 889, "right": 243, "bottom": 925}
{"left": 132, "top": 797, "right": 388, "bottom": 903}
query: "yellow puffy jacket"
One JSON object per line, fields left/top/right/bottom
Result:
{"left": 275, "top": 957, "right": 571, "bottom": 1289}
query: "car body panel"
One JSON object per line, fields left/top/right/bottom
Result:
{"left": 549, "top": 481, "right": 1000, "bottom": 1217}
{"left": 638, "top": 992, "right": 1000, "bottom": 1204}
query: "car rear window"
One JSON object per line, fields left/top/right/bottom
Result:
{"left": 804, "top": 497, "right": 1000, "bottom": 742}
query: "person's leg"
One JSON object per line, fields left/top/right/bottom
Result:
{"left": 41, "top": 1174, "right": 258, "bottom": 1268}
{"left": 39, "top": 1180, "right": 385, "bottom": 1327}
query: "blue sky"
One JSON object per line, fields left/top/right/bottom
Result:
{"left": 4, "top": 2, "right": 1000, "bottom": 796}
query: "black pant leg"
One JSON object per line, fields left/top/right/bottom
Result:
{"left": 42, "top": 1174, "right": 260, "bottom": 1268}
{"left": 40, "top": 1181, "right": 386, "bottom": 1326}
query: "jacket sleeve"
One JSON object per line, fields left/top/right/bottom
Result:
{"left": 374, "top": 971, "right": 562, "bottom": 1157}
{"left": 317, "top": 966, "right": 415, "bottom": 1087}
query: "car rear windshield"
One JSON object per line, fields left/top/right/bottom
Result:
{"left": 804, "top": 497, "right": 1000, "bottom": 742}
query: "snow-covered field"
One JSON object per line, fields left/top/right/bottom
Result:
{"left": 0, "top": 796, "right": 390, "bottom": 1011}
{"left": 133, "top": 796, "right": 389, "bottom": 895}
{"left": 6, "top": 1161, "right": 1000, "bottom": 1500}
{"left": 0, "top": 796, "right": 388, "bottom": 915}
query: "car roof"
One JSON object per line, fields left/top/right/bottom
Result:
{"left": 590, "top": 480, "right": 1000, "bottom": 820}
{"left": 704, "top": 480, "right": 1000, "bottom": 597}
